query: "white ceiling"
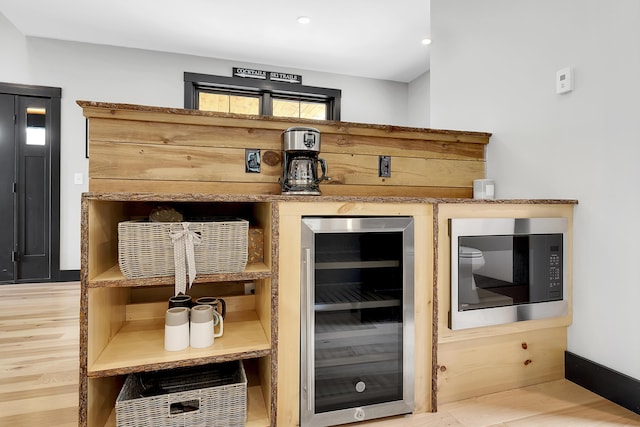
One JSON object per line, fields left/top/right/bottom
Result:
{"left": 0, "top": 0, "right": 431, "bottom": 83}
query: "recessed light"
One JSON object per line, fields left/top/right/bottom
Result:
{"left": 297, "top": 16, "right": 311, "bottom": 24}
{"left": 421, "top": 38, "right": 432, "bottom": 45}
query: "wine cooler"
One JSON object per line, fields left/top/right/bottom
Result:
{"left": 300, "top": 217, "right": 415, "bottom": 427}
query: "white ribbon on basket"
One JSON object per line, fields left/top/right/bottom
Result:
{"left": 170, "top": 223, "right": 202, "bottom": 295}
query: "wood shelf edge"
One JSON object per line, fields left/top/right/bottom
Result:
{"left": 88, "top": 314, "right": 272, "bottom": 377}
{"left": 88, "top": 349, "right": 272, "bottom": 378}
{"left": 88, "top": 262, "right": 272, "bottom": 288}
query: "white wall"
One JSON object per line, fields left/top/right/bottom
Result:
{"left": 0, "top": 14, "right": 417, "bottom": 272}
{"left": 431, "top": 0, "right": 640, "bottom": 380}
{"left": 0, "top": 13, "right": 28, "bottom": 80}
{"left": 408, "top": 70, "right": 430, "bottom": 128}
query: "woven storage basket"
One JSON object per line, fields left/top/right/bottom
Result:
{"left": 115, "top": 361, "right": 247, "bottom": 427}
{"left": 118, "top": 218, "right": 249, "bottom": 279}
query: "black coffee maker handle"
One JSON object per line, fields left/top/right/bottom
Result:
{"left": 317, "top": 158, "right": 329, "bottom": 182}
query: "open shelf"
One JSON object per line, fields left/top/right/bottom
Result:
{"left": 88, "top": 310, "right": 271, "bottom": 377}
{"left": 81, "top": 195, "right": 275, "bottom": 426}
{"left": 103, "top": 384, "right": 270, "bottom": 427}
{"left": 88, "top": 262, "right": 272, "bottom": 288}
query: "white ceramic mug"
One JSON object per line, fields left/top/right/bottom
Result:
{"left": 189, "top": 305, "right": 223, "bottom": 348}
{"left": 164, "top": 307, "right": 190, "bottom": 351}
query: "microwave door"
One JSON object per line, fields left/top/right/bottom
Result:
{"left": 458, "top": 235, "right": 515, "bottom": 311}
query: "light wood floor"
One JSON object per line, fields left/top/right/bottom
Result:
{"left": 1, "top": 282, "right": 639, "bottom": 427}
{"left": 0, "top": 281, "right": 80, "bottom": 427}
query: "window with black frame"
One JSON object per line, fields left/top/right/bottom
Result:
{"left": 184, "top": 72, "right": 341, "bottom": 120}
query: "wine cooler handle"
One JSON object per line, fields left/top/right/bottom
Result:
{"left": 304, "top": 247, "right": 314, "bottom": 412}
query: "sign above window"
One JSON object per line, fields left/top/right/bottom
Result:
{"left": 232, "top": 67, "right": 302, "bottom": 85}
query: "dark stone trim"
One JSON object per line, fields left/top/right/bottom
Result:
{"left": 565, "top": 351, "right": 640, "bottom": 415}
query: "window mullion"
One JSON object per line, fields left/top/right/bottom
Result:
{"left": 262, "top": 92, "right": 272, "bottom": 116}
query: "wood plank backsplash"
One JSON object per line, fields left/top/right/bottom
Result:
{"left": 80, "top": 101, "right": 491, "bottom": 197}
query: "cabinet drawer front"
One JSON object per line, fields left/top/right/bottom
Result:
{"left": 437, "top": 327, "right": 566, "bottom": 404}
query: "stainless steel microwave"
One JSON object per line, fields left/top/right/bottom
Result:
{"left": 449, "top": 217, "right": 568, "bottom": 330}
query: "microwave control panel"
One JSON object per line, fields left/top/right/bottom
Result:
{"left": 548, "top": 250, "right": 562, "bottom": 298}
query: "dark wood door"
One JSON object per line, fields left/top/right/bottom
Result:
{"left": 17, "top": 96, "right": 52, "bottom": 280}
{"left": 0, "top": 94, "right": 17, "bottom": 282}
{"left": 0, "top": 84, "right": 61, "bottom": 283}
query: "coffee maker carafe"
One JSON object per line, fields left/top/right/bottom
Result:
{"left": 281, "top": 127, "right": 329, "bottom": 195}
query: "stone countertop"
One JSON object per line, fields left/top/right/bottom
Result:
{"left": 81, "top": 192, "right": 578, "bottom": 205}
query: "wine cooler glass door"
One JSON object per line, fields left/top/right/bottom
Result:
{"left": 300, "top": 217, "right": 414, "bottom": 427}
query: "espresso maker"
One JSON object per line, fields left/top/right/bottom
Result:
{"left": 281, "top": 126, "right": 329, "bottom": 195}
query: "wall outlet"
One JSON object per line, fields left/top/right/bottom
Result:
{"left": 74, "top": 172, "right": 83, "bottom": 185}
{"left": 245, "top": 149, "right": 261, "bottom": 173}
{"left": 244, "top": 282, "right": 255, "bottom": 295}
{"left": 378, "top": 156, "right": 391, "bottom": 177}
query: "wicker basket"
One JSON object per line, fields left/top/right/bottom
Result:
{"left": 118, "top": 218, "right": 249, "bottom": 279}
{"left": 115, "top": 361, "right": 247, "bottom": 427}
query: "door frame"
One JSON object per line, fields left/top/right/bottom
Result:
{"left": 0, "top": 82, "right": 63, "bottom": 282}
